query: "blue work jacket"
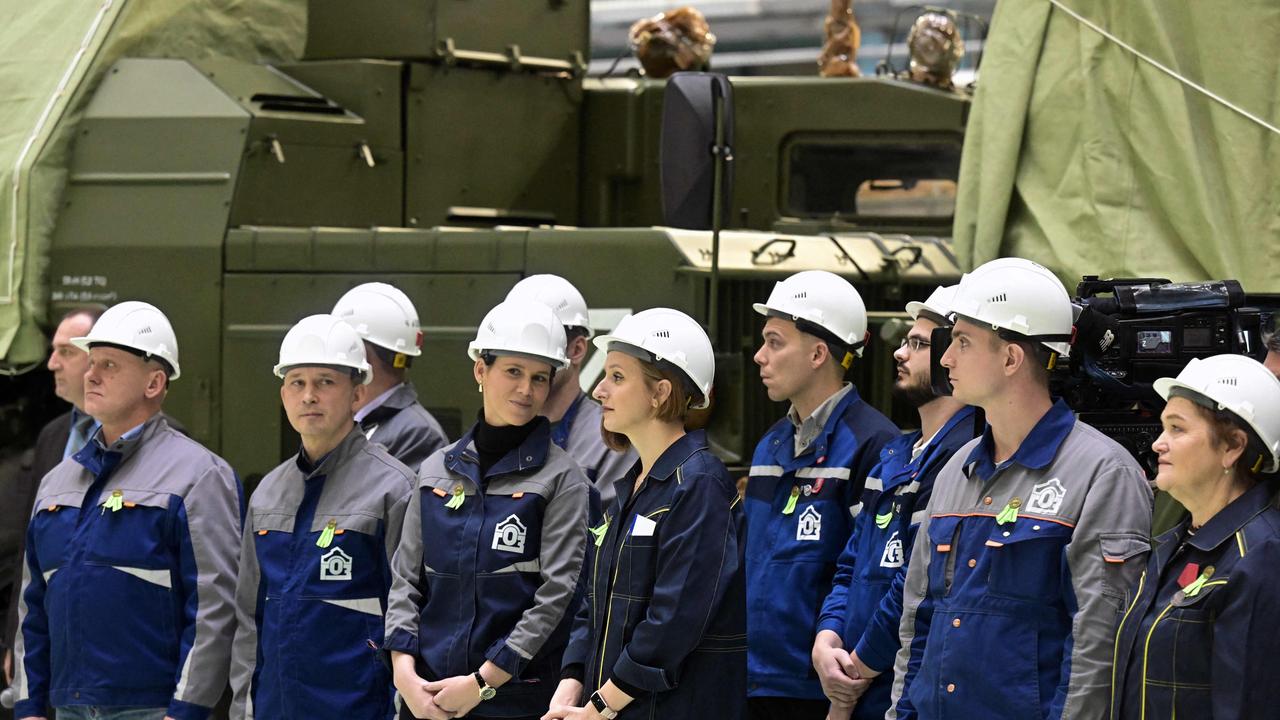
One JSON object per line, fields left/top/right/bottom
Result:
{"left": 564, "top": 430, "right": 747, "bottom": 719}
{"left": 229, "top": 428, "right": 415, "bottom": 720}
{"left": 14, "top": 416, "right": 241, "bottom": 720}
{"left": 891, "top": 400, "right": 1153, "bottom": 720}
{"left": 817, "top": 406, "right": 977, "bottom": 719}
{"left": 1112, "top": 481, "right": 1280, "bottom": 720}
{"left": 744, "top": 386, "right": 897, "bottom": 699}
{"left": 385, "top": 418, "right": 590, "bottom": 718}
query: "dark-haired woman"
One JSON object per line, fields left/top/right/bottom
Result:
{"left": 1112, "top": 353, "right": 1280, "bottom": 719}
{"left": 542, "top": 308, "right": 746, "bottom": 720}
{"left": 385, "top": 300, "right": 591, "bottom": 720}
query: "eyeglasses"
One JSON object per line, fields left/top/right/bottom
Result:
{"left": 899, "top": 336, "right": 932, "bottom": 352}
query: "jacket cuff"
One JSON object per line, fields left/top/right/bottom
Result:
{"left": 487, "top": 640, "right": 530, "bottom": 678}
{"left": 560, "top": 663, "right": 585, "bottom": 682}
{"left": 611, "top": 648, "right": 674, "bottom": 693}
{"left": 14, "top": 698, "right": 47, "bottom": 718}
{"left": 609, "top": 673, "right": 651, "bottom": 701}
{"left": 167, "top": 697, "right": 212, "bottom": 720}
{"left": 816, "top": 617, "right": 845, "bottom": 637}
{"left": 384, "top": 628, "right": 419, "bottom": 654}
{"left": 853, "top": 634, "right": 897, "bottom": 675}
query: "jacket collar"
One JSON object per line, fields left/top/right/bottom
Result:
{"left": 1185, "top": 481, "right": 1276, "bottom": 553}
{"left": 295, "top": 425, "right": 366, "bottom": 480}
{"left": 964, "top": 398, "right": 1074, "bottom": 480}
{"left": 446, "top": 416, "right": 552, "bottom": 483}
{"left": 775, "top": 384, "right": 863, "bottom": 465}
{"left": 74, "top": 412, "right": 166, "bottom": 478}
{"left": 610, "top": 430, "right": 707, "bottom": 499}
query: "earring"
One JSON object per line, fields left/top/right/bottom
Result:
{"left": 1223, "top": 466, "right": 1231, "bottom": 475}
{"left": 478, "top": 381, "right": 483, "bottom": 393}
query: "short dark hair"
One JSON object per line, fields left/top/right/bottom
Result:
{"left": 602, "top": 359, "right": 693, "bottom": 452}
{"left": 565, "top": 326, "right": 591, "bottom": 343}
{"left": 62, "top": 306, "right": 105, "bottom": 326}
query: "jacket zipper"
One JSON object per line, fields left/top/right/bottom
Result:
{"left": 596, "top": 478, "right": 647, "bottom": 689}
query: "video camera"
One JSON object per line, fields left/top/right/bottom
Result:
{"left": 1062, "top": 277, "right": 1266, "bottom": 475}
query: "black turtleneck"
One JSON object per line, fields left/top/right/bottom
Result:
{"left": 474, "top": 413, "right": 545, "bottom": 477}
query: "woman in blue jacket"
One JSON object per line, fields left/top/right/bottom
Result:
{"left": 385, "top": 300, "right": 591, "bottom": 720}
{"left": 543, "top": 308, "right": 746, "bottom": 720}
{"left": 1112, "top": 354, "right": 1280, "bottom": 719}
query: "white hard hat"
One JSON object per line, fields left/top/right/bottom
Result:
{"left": 1153, "top": 354, "right": 1280, "bottom": 473}
{"left": 332, "top": 282, "right": 422, "bottom": 357}
{"left": 71, "top": 301, "right": 181, "bottom": 380}
{"left": 906, "top": 284, "right": 959, "bottom": 323}
{"left": 593, "top": 308, "right": 715, "bottom": 410}
{"left": 274, "top": 314, "right": 372, "bottom": 385}
{"left": 949, "top": 257, "right": 1074, "bottom": 357}
{"left": 468, "top": 300, "right": 570, "bottom": 369}
{"left": 752, "top": 270, "right": 869, "bottom": 363}
{"left": 506, "top": 274, "right": 591, "bottom": 331}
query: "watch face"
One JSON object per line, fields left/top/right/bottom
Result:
{"left": 479, "top": 686, "right": 497, "bottom": 701}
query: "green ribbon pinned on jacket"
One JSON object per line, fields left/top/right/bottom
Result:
{"left": 445, "top": 486, "right": 466, "bottom": 510}
{"left": 875, "top": 511, "right": 893, "bottom": 529}
{"left": 316, "top": 519, "right": 337, "bottom": 548}
{"left": 590, "top": 519, "right": 610, "bottom": 547}
{"left": 782, "top": 487, "right": 800, "bottom": 515}
{"left": 101, "top": 490, "right": 124, "bottom": 514}
{"left": 1183, "top": 569, "right": 1212, "bottom": 598}
{"left": 995, "top": 499, "right": 1020, "bottom": 525}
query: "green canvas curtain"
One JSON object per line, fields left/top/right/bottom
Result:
{"left": 953, "top": 0, "right": 1280, "bottom": 291}
{"left": 0, "top": 0, "right": 305, "bottom": 366}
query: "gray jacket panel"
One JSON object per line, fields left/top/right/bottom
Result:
{"left": 361, "top": 383, "right": 449, "bottom": 472}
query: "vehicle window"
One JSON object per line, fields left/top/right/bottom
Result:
{"left": 784, "top": 135, "right": 961, "bottom": 220}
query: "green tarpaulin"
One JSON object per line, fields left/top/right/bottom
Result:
{"left": 954, "top": 0, "right": 1280, "bottom": 290}
{"left": 0, "top": 0, "right": 305, "bottom": 366}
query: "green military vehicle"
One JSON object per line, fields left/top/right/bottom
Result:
{"left": 2, "top": 0, "right": 969, "bottom": 482}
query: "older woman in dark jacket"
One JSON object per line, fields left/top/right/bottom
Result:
{"left": 1112, "top": 354, "right": 1280, "bottom": 720}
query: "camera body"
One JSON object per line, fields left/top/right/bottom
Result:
{"left": 1063, "top": 277, "right": 1266, "bottom": 475}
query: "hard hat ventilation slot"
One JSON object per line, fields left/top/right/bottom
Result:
{"left": 138, "top": 326, "right": 152, "bottom": 334}
{"left": 988, "top": 293, "right": 1007, "bottom": 303}
{"left": 653, "top": 330, "right": 671, "bottom": 339}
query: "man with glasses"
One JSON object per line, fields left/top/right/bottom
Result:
{"left": 744, "top": 271, "right": 898, "bottom": 720}
{"left": 811, "top": 286, "right": 978, "bottom": 719}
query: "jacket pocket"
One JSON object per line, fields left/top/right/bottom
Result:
{"left": 986, "top": 522, "right": 1073, "bottom": 602}
{"left": 1098, "top": 533, "right": 1150, "bottom": 602}
{"left": 925, "top": 515, "right": 961, "bottom": 596}
{"left": 83, "top": 489, "right": 175, "bottom": 568}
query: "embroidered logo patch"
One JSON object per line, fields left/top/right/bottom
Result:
{"left": 880, "top": 531, "right": 904, "bottom": 567}
{"left": 319, "top": 547, "right": 353, "bottom": 581}
{"left": 797, "top": 505, "right": 822, "bottom": 541}
{"left": 492, "top": 514, "right": 528, "bottom": 554}
{"left": 1026, "top": 478, "right": 1067, "bottom": 515}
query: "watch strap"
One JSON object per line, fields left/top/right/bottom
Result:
{"left": 589, "top": 691, "right": 618, "bottom": 719}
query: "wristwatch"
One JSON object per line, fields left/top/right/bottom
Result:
{"left": 474, "top": 671, "right": 497, "bottom": 701}
{"left": 589, "top": 690, "right": 618, "bottom": 719}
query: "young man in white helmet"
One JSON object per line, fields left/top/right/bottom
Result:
{"left": 229, "top": 314, "right": 415, "bottom": 720}
{"left": 333, "top": 282, "right": 448, "bottom": 471}
{"left": 887, "top": 258, "right": 1153, "bottom": 720}
{"left": 812, "top": 286, "right": 978, "bottom": 720}
{"left": 744, "top": 270, "right": 898, "bottom": 720}
{"left": 12, "top": 301, "right": 240, "bottom": 720}
{"left": 505, "top": 275, "right": 637, "bottom": 505}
